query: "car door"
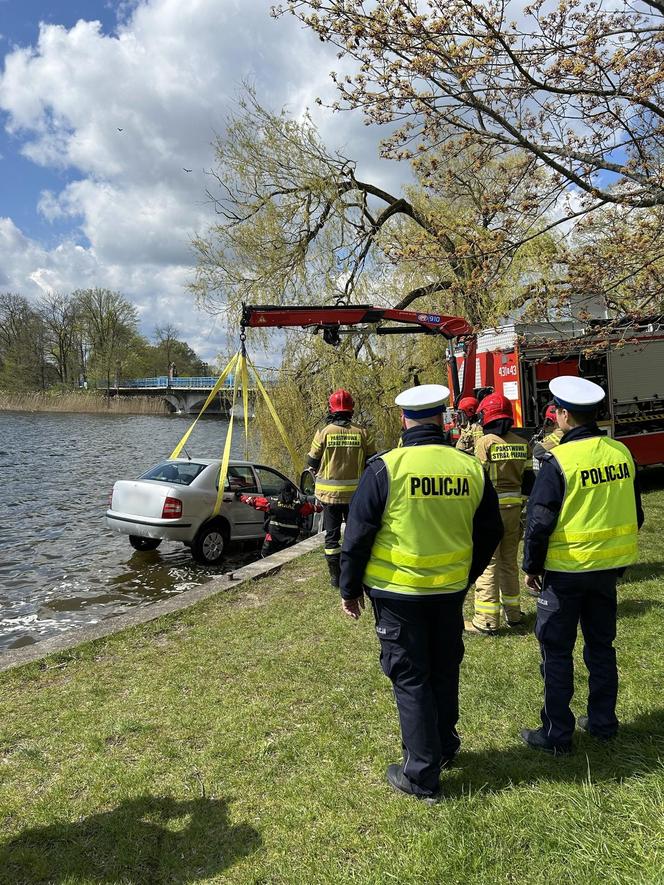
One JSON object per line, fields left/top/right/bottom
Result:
{"left": 222, "top": 465, "right": 265, "bottom": 539}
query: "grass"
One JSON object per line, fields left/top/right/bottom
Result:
{"left": 1, "top": 481, "right": 663, "bottom": 884}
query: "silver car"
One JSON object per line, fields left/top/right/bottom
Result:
{"left": 106, "top": 458, "right": 318, "bottom": 565}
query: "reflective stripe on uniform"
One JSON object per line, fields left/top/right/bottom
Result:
{"left": 369, "top": 542, "right": 471, "bottom": 570}
{"left": 315, "top": 478, "right": 359, "bottom": 492}
{"left": 270, "top": 520, "right": 299, "bottom": 529}
{"left": 324, "top": 547, "right": 341, "bottom": 556}
{"left": 363, "top": 560, "right": 471, "bottom": 590}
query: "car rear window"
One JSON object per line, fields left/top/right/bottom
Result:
{"left": 140, "top": 462, "right": 208, "bottom": 486}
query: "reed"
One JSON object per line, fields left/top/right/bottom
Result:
{"left": 0, "top": 390, "right": 169, "bottom": 415}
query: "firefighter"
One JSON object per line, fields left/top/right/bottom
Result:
{"left": 532, "top": 404, "right": 563, "bottom": 471}
{"left": 339, "top": 385, "right": 502, "bottom": 802}
{"left": 465, "top": 393, "right": 535, "bottom": 634}
{"left": 307, "top": 389, "right": 376, "bottom": 587}
{"left": 521, "top": 376, "right": 644, "bottom": 753}
{"left": 455, "top": 396, "right": 483, "bottom": 454}
{"left": 237, "top": 482, "right": 322, "bottom": 557}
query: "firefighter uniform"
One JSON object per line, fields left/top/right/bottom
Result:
{"left": 469, "top": 395, "right": 534, "bottom": 632}
{"left": 532, "top": 406, "right": 563, "bottom": 471}
{"left": 238, "top": 486, "right": 321, "bottom": 557}
{"left": 522, "top": 376, "right": 644, "bottom": 753}
{"left": 455, "top": 396, "right": 482, "bottom": 455}
{"left": 307, "top": 389, "right": 375, "bottom": 586}
{"left": 340, "top": 385, "right": 502, "bottom": 801}
{"left": 456, "top": 423, "right": 483, "bottom": 454}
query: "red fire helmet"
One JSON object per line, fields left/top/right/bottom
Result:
{"left": 544, "top": 404, "right": 558, "bottom": 423}
{"left": 329, "top": 388, "right": 354, "bottom": 412}
{"left": 457, "top": 396, "right": 479, "bottom": 418}
{"left": 478, "top": 392, "right": 513, "bottom": 425}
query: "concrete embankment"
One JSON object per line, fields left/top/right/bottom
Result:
{"left": 0, "top": 532, "right": 325, "bottom": 672}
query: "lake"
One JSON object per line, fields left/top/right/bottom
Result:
{"left": 0, "top": 411, "right": 264, "bottom": 652}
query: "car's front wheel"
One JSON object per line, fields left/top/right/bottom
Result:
{"left": 191, "top": 521, "right": 228, "bottom": 565}
{"left": 129, "top": 535, "right": 162, "bottom": 552}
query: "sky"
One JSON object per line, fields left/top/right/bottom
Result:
{"left": 0, "top": 0, "right": 404, "bottom": 364}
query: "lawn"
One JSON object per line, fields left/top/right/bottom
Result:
{"left": 1, "top": 479, "right": 663, "bottom": 885}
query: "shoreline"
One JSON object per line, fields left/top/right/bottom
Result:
{"left": 0, "top": 532, "right": 325, "bottom": 672}
{"left": 0, "top": 390, "right": 170, "bottom": 416}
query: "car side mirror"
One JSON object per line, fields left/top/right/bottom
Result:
{"left": 299, "top": 469, "right": 316, "bottom": 497}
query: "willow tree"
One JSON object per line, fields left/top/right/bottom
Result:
{"left": 272, "top": 0, "right": 664, "bottom": 320}
{"left": 192, "top": 91, "right": 566, "bottom": 472}
{"left": 192, "top": 91, "right": 561, "bottom": 327}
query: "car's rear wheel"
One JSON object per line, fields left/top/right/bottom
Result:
{"left": 129, "top": 535, "right": 162, "bottom": 552}
{"left": 191, "top": 521, "right": 228, "bottom": 565}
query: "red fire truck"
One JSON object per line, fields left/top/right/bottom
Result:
{"left": 451, "top": 317, "right": 664, "bottom": 466}
{"left": 241, "top": 305, "right": 664, "bottom": 467}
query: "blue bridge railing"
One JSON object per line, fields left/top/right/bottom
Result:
{"left": 124, "top": 375, "right": 236, "bottom": 389}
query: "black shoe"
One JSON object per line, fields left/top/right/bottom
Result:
{"left": 327, "top": 557, "right": 341, "bottom": 588}
{"left": 386, "top": 764, "right": 441, "bottom": 805}
{"left": 520, "top": 727, "right": 572, "bottom": 756}
{"left": 577, "top": 716, "right": 617, "bottom": 741}
{"left": 505, "top": 612, "right": 526, "bottom": 628}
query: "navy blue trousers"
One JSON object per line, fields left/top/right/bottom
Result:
{"left": 371, "top": 594, "right": 465, "bottom": 795}
{"left": 536, "top": 571, "right": 619, "bottom": 745}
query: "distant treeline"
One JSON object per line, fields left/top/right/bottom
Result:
{"left": 0, "top": 390, "right": 170, "bottom": 415}
{"left": 0, "top": 288, "right": 213, "bottom": 393}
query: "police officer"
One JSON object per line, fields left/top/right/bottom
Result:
{"left": 466, "top": 393, "right": 535, "bottom": 633}
{"left": 521, "top": 376, "right": 644, "bottom": 754}
{"left": 237, "top": 482, "right": 322, "bottom": 557}
{"left": 455, "top": 396, "right": 483, "bottom": 454}
{"left": 339, "top": 385, "right": 502, "bottom": 802}
{"left": 306, "top": 389, "right": 376, "bottom": 587}
{"left": 532, "top": 404, "right": 563, "bottom": 472}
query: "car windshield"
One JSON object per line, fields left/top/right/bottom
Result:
{"left": 140, "top": 462, "right": 208, "bottom": 486}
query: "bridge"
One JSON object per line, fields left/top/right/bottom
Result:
{"left": 104, "top": 375, "right": 256, "bottom": 415}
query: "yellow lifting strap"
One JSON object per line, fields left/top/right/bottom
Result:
{"left": 169, "top": 353, "right": 238, "bottom": 460}
{"left": 167, "top": 343, "right": 302, "bottom": 516}
{"left": 212, "top": 357, "right": 240, "bottom": 516}
{"left": 247, "top": 354, "right": 303, "bottom": 475}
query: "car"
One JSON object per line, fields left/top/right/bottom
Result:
{"left": 106, "top": 459, "right": 321, "bottom": 565}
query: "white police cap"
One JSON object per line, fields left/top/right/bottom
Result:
{"left": 549, "top": 376, "right": 605, "bottom": 412}
{"left": 395, "top": 384, "right": 450, "bottom": 418}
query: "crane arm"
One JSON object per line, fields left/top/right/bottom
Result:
{"left": 241, "top": 304, "right": 473, "bottom": 340}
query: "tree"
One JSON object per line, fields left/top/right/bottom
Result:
{"left": 0, "top": 293, "right": 52, "bottom": 389}
{"left": 37, "top": 291, "right": 80, "bottom": 385}
{"left": 74, "top": 288, "right": 138, "bottom": 389}
{"left": 274, "top": 0, "right": 664, "bottom": 215}
{"left": 192, "top": 91, "right": 560, "bottom": 327}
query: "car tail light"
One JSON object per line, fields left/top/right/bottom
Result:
{"left": 162, "top": 497, "right": 183, "bottom": 519}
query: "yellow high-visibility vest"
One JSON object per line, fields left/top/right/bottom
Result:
{"left": 544, "top": 436, "right": 638, "bottom": 572}
{"left": 363, "top": 445, "right": 485, "bottom": 595}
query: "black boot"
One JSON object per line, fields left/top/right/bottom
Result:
{"left": 327, "top": 556, "right": 341, "bottom": 588}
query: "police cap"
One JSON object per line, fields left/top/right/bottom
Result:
{"left": 549, "top": 376, "right": 605, "bottom": 412}
{"left": 395, "top": 384, "right": 450, "bottom": 419}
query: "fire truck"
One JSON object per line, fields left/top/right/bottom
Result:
{"left": 452, "top": 317, "right": 664, "bottom": 466}
{"left": 241, "top": 305, "right": 664, "bottom": 467}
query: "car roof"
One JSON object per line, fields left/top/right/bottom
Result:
{"left": 168, "top": 458, "right": 253, "bottom": 466}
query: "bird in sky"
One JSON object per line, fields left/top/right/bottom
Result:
{"left": 183, "top": 168, "right": 192, "bottom": 173}
{"left": 117, "top": 128, "right": 124, "bottom": 131}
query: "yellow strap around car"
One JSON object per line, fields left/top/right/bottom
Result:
{"left": 247, "top": 354, "right": 302, "bottom": 474}
{"left": 213, "top": 355, "right": 240, "bottom": 516}
{"left": 169, "top": 353, "right": 238, "bottom": 460}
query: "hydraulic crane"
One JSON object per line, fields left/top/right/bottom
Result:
{"left": 240, "top": 303, "right": 477, "bottom": 403}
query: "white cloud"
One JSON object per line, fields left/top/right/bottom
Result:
{"left": 0, "top": 0, "right": 407, "bottom": 362}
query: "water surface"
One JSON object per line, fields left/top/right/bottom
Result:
{"left": 0, "top": 411, "right": 263, "bottom": 651}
